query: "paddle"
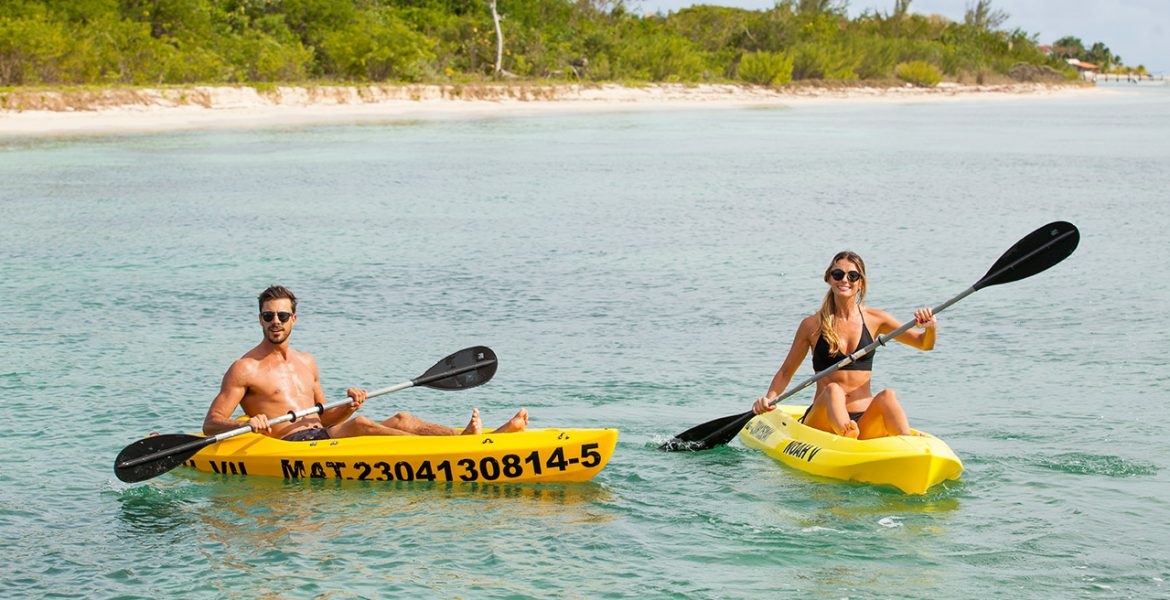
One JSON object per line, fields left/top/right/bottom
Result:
{"left": 114, "top": 345, "right": 498, "bottom": 483}
{"left": 660, "top": 221, "right": 1080, "bottom": 452}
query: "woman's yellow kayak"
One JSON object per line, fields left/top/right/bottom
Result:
{"left": 182, "top": 427, "right": 618, "bottom": 484}
{"left": 738, "top": 405, "right": 961, "bottom": 494}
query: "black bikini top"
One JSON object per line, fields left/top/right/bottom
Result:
{"left": 811, "top": 307, "right": 875, "bottom": 372}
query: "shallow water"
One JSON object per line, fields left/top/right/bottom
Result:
{"left": 3, "top": 83, "right": 1169, "bottom": 598}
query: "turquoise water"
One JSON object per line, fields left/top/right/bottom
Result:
{"left": 3, "top": 84, "right": 1169, "bottom": 598}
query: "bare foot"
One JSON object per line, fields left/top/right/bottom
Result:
{"left": 461, "top": 408, "right": 482, "bottom": 435}
{"left": 840, "top": 420, "right": 860, "bottom": 439}
{"left": 492, "top": 408, "right": 529, "bottom": 433}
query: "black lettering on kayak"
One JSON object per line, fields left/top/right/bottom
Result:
{"left": 502, "top": 454, "right": 522, "bottom": 478}
{"left": 783, "top": 441, "right": 822, "bottom": 461}
{"left": 458, "top": 458, "right": 478, "bottom": 481}
{"left": 281, "top": 459, "right": 306, "bottom": 478}
{"left": 747, "top": 420, "right": 775, "bottom": 441}
{"left": 415, "top": 461, "right": 436, "bottom": 481}
{"left": 580, "top": 443, "right": 602, "bottom": 468}
{"left": 309, "top": 462, "right": 326, "bottom": 478}
{"left": 524, "top": 451, "right": 543, "bottom": 475}
{"left": 325, "top": 461, "right": 346, "bottom": 478}
{"left": 546, "top": 447, "right": 568, "bottom": 471}
{"left": 209, "top": 460, "right": 246, "bottom": 475}
{"left": 480, "top": 457, "right": 501, "bottom": 481}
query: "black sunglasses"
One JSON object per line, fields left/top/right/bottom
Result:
{"left": 830, "top": 269, "right": 862, "bottom": 282}
{"left": 261, "top": 311, "right": 294, "bottom": 323}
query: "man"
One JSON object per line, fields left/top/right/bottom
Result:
{"left": 203, "top": 285, "right": 528, "bottom": 441}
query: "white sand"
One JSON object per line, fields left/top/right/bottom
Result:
{"left": 0, "top": 82, "right": 1102, "bottom": 137}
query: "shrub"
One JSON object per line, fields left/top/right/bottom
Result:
{"left": 317, "top": 9, "right": 435, "bottom": 82}
{"left": 737, "top": 50, "right": 793, "bottom": 85}
{"left": 894, "top": 60, "right": 942, "bottom": 87}
{"left": 792, "top": 42, "right": 859, "bottom": 80}
{"left": 1006, "top": 62, "right": 1064, "bottom": 83}
{"left": 610, "top": 35, "right": 706, "bottom": 82}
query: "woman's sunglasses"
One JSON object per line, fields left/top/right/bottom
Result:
{"left": 261, "top": 311, "right": 294, "bottom": 323}
{"left": 830, "top": 269, "right": 862, "bottom": 282}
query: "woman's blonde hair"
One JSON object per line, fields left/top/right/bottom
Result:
{"left": 816, "top": 251, "right": 867, "bottom": 355}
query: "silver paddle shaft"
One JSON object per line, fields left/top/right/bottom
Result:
{"left": 209, "top": 380, "right": 413, "bottom": 443}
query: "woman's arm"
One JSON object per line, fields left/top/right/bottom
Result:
{"left": 753, "top": 317, "right": 815, "bottom": 413}
{"left": 875, "top": 307, "right": 936, "bottom": 351}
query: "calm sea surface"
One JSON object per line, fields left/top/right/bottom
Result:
{"left": 3, "top": 83, "right": 1168, "bottom": 598}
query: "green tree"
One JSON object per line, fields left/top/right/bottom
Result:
{"left": 1085, "top": 41, "right": 1115, "bottom": 70}
{"left": 963, "top": 0, "right": 1008, "bottom": 31}
{"left": 1051, "top": 36, "right": 1084, "bottom": 59}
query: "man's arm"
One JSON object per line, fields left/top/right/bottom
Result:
{"left": 203, "top": 361, "right": 267, "bottom": 435}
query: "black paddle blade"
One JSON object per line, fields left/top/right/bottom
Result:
{"left": 114, "top": 434, "right": 209, "bottom": 483}
{"left": 415, "top": 345, "right": 498, "bottom": 390}
{"left": 975, "top": 221, "right": 1079, "bottom": 290}
{"left": 659, "top": 411, "right": 756, "bottom": 451}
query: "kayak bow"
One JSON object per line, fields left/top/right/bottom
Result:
{"left": 738, "top": 405, "right": 961, "bottom": 494}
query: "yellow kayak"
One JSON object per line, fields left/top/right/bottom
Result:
{"left": 738, "top": 405, "right": 962, "bottom": 494}
{"left": 182, "top": 427, "right": 618, "bottom": 483}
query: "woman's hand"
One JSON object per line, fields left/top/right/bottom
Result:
{"left": 914, "top": 307, "right": 936, "bottom": 329}
{"left": 752, "top": 396, "right": 776, "bottom": 415}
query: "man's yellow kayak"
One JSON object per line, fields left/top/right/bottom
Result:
{"left": 738, "top": 405, "right": 961, "bottom": 494}
{"left": 182, "top": 428, "right": 618, "bottom": 483}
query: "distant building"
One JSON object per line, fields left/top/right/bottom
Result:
{"left": 1067, "top": 58, "right": 1098, "bottom": 80}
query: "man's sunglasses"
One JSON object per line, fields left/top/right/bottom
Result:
{"left": 261, "top": 311, "right": 294, "bottom": 323}
{"left": 829, "top": 269, "right": 862, "bottom": 282}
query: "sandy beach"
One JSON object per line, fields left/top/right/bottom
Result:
{"left": 0, "top": 82, "right": 1100, "bottom": 137}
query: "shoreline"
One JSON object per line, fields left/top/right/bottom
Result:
{"left": 0, "top": 82, "right": 1102, "bottom": 137}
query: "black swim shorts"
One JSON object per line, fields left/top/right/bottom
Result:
{"left": 281, "top": 427, "right": 331, "bottom": 442}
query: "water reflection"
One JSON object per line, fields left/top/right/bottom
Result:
{"left": 117, "top": 470, "right": 614, "bottom": 546}
{"left": 112, "top": 471, "right": 619, "bottom": 595}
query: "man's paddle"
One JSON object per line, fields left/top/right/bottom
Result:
{"left": 660, "top": 221, "right": 1080, "bottom": 452}
{"left": 114, "top": 345, "right": 498, "bottom": 483}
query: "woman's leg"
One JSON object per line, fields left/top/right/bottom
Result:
{"left": 857, "top": 389, "right": 914, "bottom": 439}
{"left": 804, "top": 383, "right": 859, "bottom": 438}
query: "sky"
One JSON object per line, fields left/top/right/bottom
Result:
{"left": 636, "top": 0, "right": 1168, "bottom": 74}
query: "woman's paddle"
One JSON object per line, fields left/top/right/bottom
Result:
{"left": 660, "top": 221, "right": 1080, "bottom": 452}
{"left": 114, "top": 346, "right": 498, "bottom": 483}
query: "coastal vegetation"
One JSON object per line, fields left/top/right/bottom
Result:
{"left": 894, "top": 60, "right": 942, "bottom": 87}
{"left": 0, "top": 0, "right": 1126, "bottom": 88}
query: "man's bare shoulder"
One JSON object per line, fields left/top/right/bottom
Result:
{"left": 295, "top": 347, "right": 317, "bottom": 363}
{"left": 223, "top": 354, "right": 261, "bottom": 382}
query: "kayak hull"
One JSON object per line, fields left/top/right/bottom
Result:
{"left": 738, "top": 405, "right": 962, "bottom": 494}
{"left": 183, "top": 427, "right": 618, "bottom": 484}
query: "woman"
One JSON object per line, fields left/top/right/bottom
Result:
{"left": 750, "top": 251, "right": 936, "bottom": 439}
